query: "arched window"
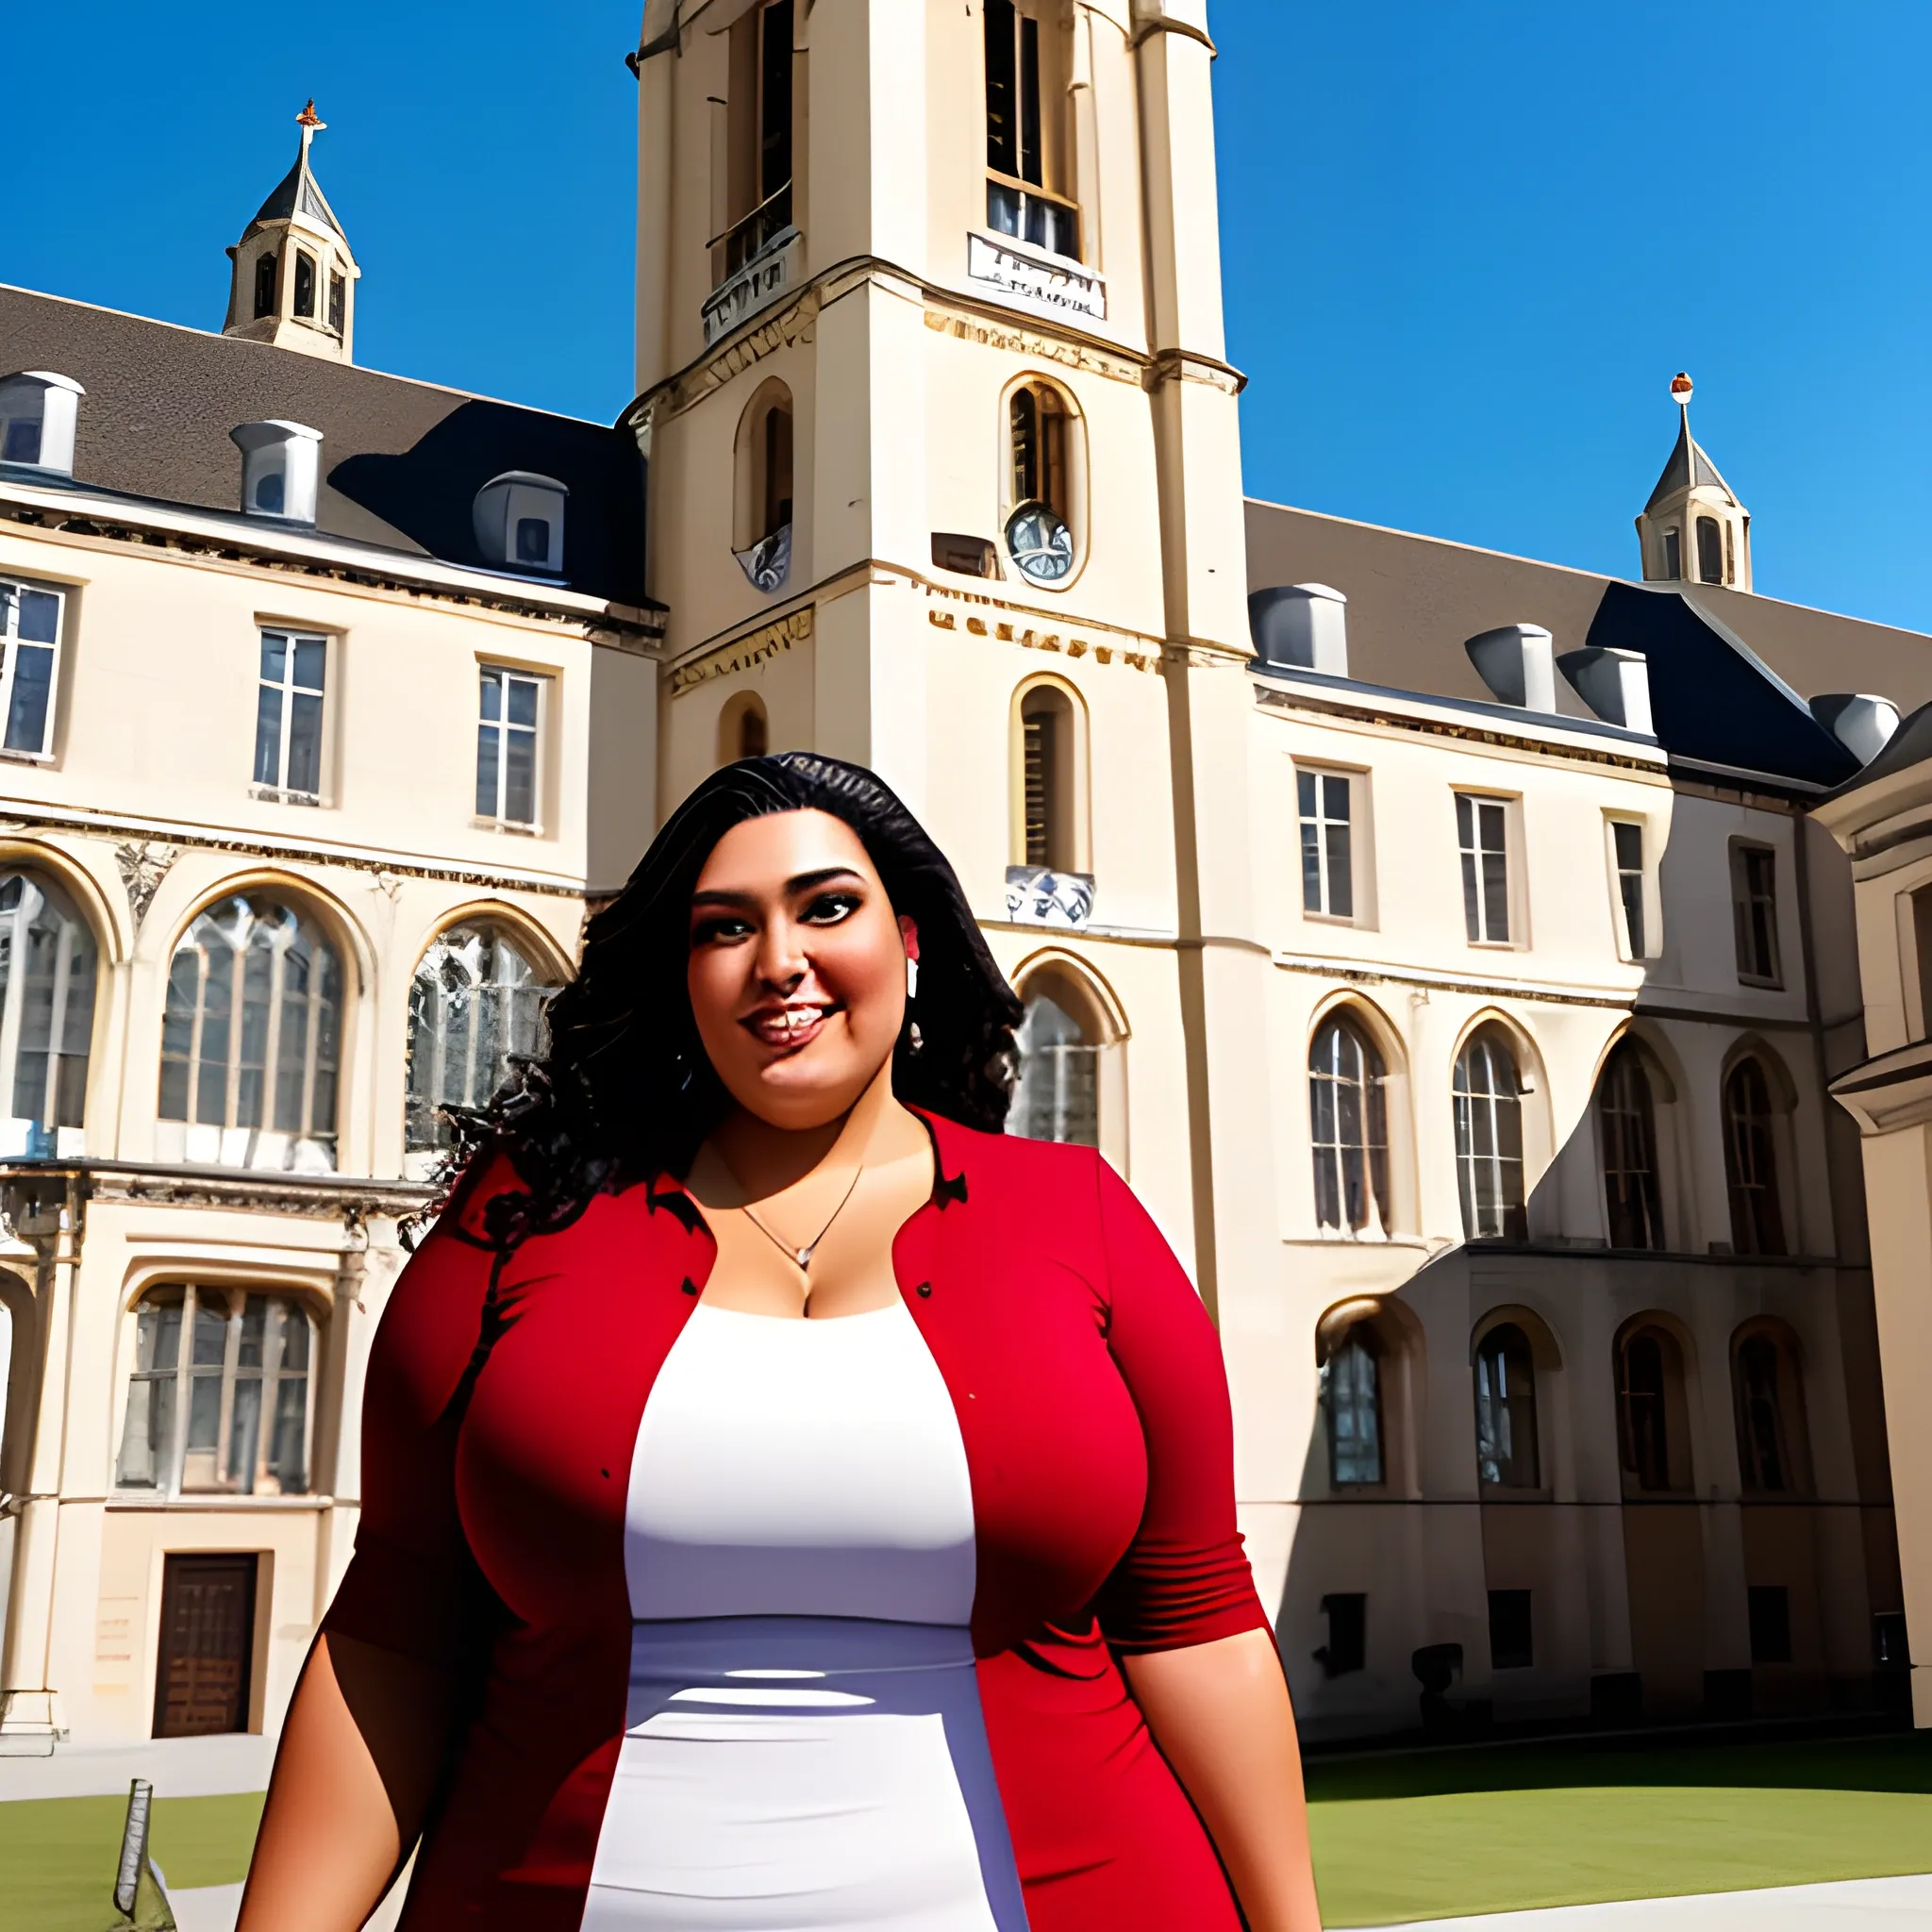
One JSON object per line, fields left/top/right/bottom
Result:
{"left": 717, "top": 692, "right": 769, "bottom": 767}
{"left": 406, "top": 923, "right": 557, "bottom": 1155}
{"left": 1723, "top": 1057, "right": 1787, "bottom": 1257}
{"left": 1616, "top": 1324, "right": 1684, "bottom": 1492}
{"left": 1323, "top": 1325, "right": 1384, "bottom": 1486}
{"left": 0, "top": 869, "right": 99, "bottom": 1158}
{"left": 733, "top": 383, "right": 794, "bottom": 593}
{"left": 1696, "top": 514, "right": 1724, "bottom": 585}
{"left": 1005, "top": 382, "right": 1076, "bottom": 586}
{"left": 1309, "top": 1015, "right": 1389, "bottom": 1235}
{"left": 253, "top": 250, "right": 278, "bottom": 320}
{"left": 1454, "top": 1026, "right": 1526, "bottom": 1241}
{"left": 1599, "top": 1041, "right": 1664, "bottom": 1250}
{"left": 115, "top": 1285, "right": 316, "bottom": 1496}
{"left": 1006, "top": 989, "right": 1097, "bottom": 1146}
{"left": 1016, "top": 683, "right": 1077, "bottom": 872}
{"left": 293, "top": 250, "right": 316, "bottom": 320}
{"left": 158, "top": 895, "right": 341, "bottom": 1172}
{"left": 1734, "top": 1329, "right": 1808, "bottom": 1494}
{"left": 1661, "top": 526, "right": 1682, "bottom": 579}
{"left": 1474, "top": 1323, "right": 1539, "bottom": 1488}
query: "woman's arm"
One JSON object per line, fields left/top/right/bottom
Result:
{"left": 1124, "top": 1629, "right": 1323, "bottom": 1932}
{"left": 237, "top": 1632, "right": 463, "bottom": 1932}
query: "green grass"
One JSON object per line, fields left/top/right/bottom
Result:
{"left": 0, "top": 1790, "right": 262, "bottom": 1932}
{"left": 1306, "top": 1733, "right": 1932, "bottom": 1925}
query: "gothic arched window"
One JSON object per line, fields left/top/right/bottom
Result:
{"left": 1723, "top": 1057, "right": 1787, "bottom": 1257}
{"left": 1308, "top": 1014, "right": 1389, "bottom": 1234}
{"left": 1323, "top": 1325, "right": 1384, "bottom": 1487}
{"left": 1454, "top": 1026, "right": 1526, "bottom": 1241}
{"left": 158, "top": 895, "right": 341, "bottom": 1172}
{"left": 253, "top": 250, "right": 278, "bottom": 319}
{"left": 1616, "top": 1324, "right": 1686, "bottom": 1493}
{"left": 0, "top": 869, "right": 98, "bottom": 1158}
{"left": 1696, "top": 514, "right": 1724, "bottom": 585}
{"left": 1599, "top": 1041, "right": 1664, "bottom": 1250}
{"left": 406, "top": 923, "right": 557, "bottom": 1154}
{"left": 1006, "top": 988, "right": 1098, "bottom": 1147}
{"left": 1474, "top": 1323, "right": 1540, "bottom": 1488}
{"left": 1733, "top": 1328, "right": 1809, "bottom": 1495}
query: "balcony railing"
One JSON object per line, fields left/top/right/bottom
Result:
{"left": 986, "top": 172, "right": 1080, "bottom": 263}
{"left": 709, "top": 180, "right": 794, "bottom": 285}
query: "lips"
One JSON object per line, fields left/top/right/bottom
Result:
{"left": 742, "top": 1002, "right": 838, "bottom": 1052}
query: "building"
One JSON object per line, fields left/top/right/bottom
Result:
{"left": 0, "top": 113, "right": 658, "bottom": 1754}
{"left": 0, "top": 0, "right": 1923, "bottom": 1772}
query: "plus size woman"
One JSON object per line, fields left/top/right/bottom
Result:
{"left": 240, "top": 753, "right": 1322, "bottom": 1932}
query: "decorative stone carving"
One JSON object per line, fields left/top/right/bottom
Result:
{"left": 667, "top": 608, "right": 814, "bottom": 697}
{"left": 114, "top": 841, "right": 180, "bottom": 927}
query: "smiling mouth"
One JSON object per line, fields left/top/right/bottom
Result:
{"left": 742, "top": 1003, "right": 839, "bottom": 1051}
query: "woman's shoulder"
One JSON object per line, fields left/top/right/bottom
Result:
{"left": 924, "top": 1111, "right": 1108, "bottom": 1200}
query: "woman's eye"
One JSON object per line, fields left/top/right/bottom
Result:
{"left": 691, "top": 915, "right": 754, "bottom": 947}
{"left": 801, "top": 891, "right": 861, "bottom": 924}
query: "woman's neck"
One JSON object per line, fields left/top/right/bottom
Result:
{"left": 704, "top": 1059, "right": 915, "bottom": 1204}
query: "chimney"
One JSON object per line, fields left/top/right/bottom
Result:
{"left": 1248, "top": 584, "right": 1348, "bottom": 677}
{"left": 1558, "top": 646, "right": 1654, "bottom": 735}
{"left": 1810, "top": 693, "right": 1900, "bottom": 765}
{"left": 0, "top": 372, "right": 85, "bottom": 475}
{"left": 231, "top": 421, "right": 323, "bottom": 524}
{"left": 1465, "top": 625, "right": 1556, "bottom": 710}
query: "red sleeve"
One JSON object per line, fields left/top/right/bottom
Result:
{"left": 1090, "top": 1155, "right": 1269, "bottom": 1655}
{"left": 323, "top": 1153, "right": 519, "bottom": 1664}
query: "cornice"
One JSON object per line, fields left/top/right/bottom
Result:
{"left": 666, "top": 605, "right": 815, "bottom": 696}
{"left": 0, "top": 1159, "right": 433, "bottom": 1224}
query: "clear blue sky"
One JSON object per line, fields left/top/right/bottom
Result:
{"left": 7, "top": 3, "right": 1928, "bottom": 630}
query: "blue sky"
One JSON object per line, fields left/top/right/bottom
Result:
{"left": 7, "top": 3, "right": 1928, "bottom": 630}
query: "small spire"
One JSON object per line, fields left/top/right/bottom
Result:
{"left": 1669, "top": 371, "right": 1693, "bottom": 409}
{"left": 296, "top": 98, "right": 325, "bottom": 160}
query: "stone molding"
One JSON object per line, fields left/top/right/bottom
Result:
{"left": 666, "top": 606, "right": 814, "bottom": 696}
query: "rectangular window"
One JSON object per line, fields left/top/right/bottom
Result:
{"left": 983, "top": 0, "right": 1080, "bottom": 259}
{"left": 327, "top": 272, "right": 345, "bottom": 334}
{"left": 293, "top": 250, "right": 316, "bottom": 319}
{"left": 1662, "top": 526, "right": 1681, "bottom": 579}
{"left": 0, "top": 578, "right": 63, "bottom": 758}
{"left": 1457, "top": 794, "right": 1510, "bottom": 943}
{"left": 1748, "top": 1584, "right": 1792, "bottom": 1665}
{"left": 477, "top": 666, "right": 544, "bottom": 827}
{"left": 1298, "top": 768, "right": 1354, "bottom": 919}
{"left": 1316, "top": 1592, "right": 1367, "bottom": 1676}
{"left": 1611, "top": 819, "right": 1646, "bottom": 958}
{"left": 1489, "top": 1589, "right": 1534, "bottom": 1671}
{"left": 253, "top": 630, "right": 326, "bottom": 799}
{"left": 1730, "top": 841, "right": 1781, "bottom": 985}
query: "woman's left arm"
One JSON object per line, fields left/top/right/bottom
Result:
{"left": 1091, "top": 1154, "right": 1323, "bottom": 1930}
{"left": 1124, "top": 1630, "right": 1322, "bottom": 1932}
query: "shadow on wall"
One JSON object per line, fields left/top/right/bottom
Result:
{"left": 327, "top": 400, "right": 647, "bottom": 604}
{"left": 1273, "top": 613, "right": 1906, "bottom": 1747}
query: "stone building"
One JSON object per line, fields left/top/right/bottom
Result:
{"left": 0, "top": 0, "right": 1924, "bottom": 1771}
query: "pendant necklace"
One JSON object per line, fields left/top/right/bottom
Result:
{"left": 738, "top": 1162, "right": 866, "bottom": 1272}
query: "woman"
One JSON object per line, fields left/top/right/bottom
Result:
{"left": 240, "top": 752, "right": 1322, "bottom": 1932}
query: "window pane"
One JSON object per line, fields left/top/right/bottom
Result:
{"left": 479, "top": 669, "right": 503, "bottom": 723}
{"left": 196, "top": 945, "right": 233, "bottom": 1126}
{"left": 504, "top": 728, "right": 537, "bottom": 825}
{"left": 291, "top": 638, "right": 325, "bottom": 692}
{"left": 1481, "top": 850, "right": 1509, "bottom": 941}
{"left": 1325, "top": 822, "right": 1353, "bottom": 919}
{"left": 17, "top": 590, "right": 58, "bottom": 645}
{"left": 984, "top": 0, "right": 1017, "bottom": 174}
{"left": 1613, "top": 821, "right": 1642, "bottom": 871}
{"left": 226, "top": 1374, "right": 262, "bottom": 1490}
{"left": 1460, "top": 850, "right": 1482, "bottom": 939}
{"left": 507, "top": 676, "right": 539, "bottom": 728}
{"left": 259, "top": 633, "right": 287, "bottom": 682}
{"left": 1018, "top": 13, "right": 1042, "bottom": 186}
{"left": 1457, "top": 792, "right": 1474, "bottom": 846}
{"left": 286, "top": 691, "right": 323, "bottom": 795}
{"left": 476, "top": 725, "right": 501, "bottom": 819}
{"left": 1301, "top": 818, "right": 1324, "bottom": 913}
{"left": 4, "top": 644, "right": 55, "bottom": 754}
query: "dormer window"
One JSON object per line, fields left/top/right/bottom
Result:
{"left": 232, "top": 421, "right": 324, "bottom": 525}
{"left": 984, "top": 0, "right": 1079, "bottom": 261}
{"left": 474, "top": 473, "right": 568, "bottom": 575}
{"left": 253, "top": 251, "right": 279, "bottom": 320}
{"left": 0, "top": 372, "right": 85, "bottom": 475}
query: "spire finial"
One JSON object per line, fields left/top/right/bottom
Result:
{"left": 1670, "top": 370, "right": 1693, "bottom": 419}
{"left": 296, "top": 98, "right": 325, "bottom": 158}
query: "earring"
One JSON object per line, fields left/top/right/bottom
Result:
{"left": 906, "top": 955, "right": 919, "bottom": 1001}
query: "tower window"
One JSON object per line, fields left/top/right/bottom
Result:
{"left": 328, "top": 272, "right": 345, "bottom": 334}
{"left": 761, "top": 402, "right": 793, "bottom": 540}
{"left": 1696, "top": 515, "right": 1724, "bottom": 584}
{"left": 293, "top": 251, "right": 316, "bottom": 320}
{"left": 253, "top": 251, "right": 278, "bottom": 320}
{"left": 1006, "top": 382, "right": 1077, "bottom": 585}
{"left": 984, "top": 0, "right": 1079, "bottom": 260}
{"left": 1020, "top": 684, "right": 1070, "bottom": 867}
{"left": 1662, "top": 526, "right": 1681, "bottom": 579}
{"left": 719, "top": 1, "right": 795, "bottom": 279}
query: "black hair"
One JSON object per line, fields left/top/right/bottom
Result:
{"left": 434, "top": 751, "right": 1024, "bottom": 1251}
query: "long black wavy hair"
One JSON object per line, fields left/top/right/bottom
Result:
{"left": 437, "top": 752, "right": 1024, "bottom": 1251}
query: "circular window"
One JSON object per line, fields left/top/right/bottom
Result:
{"left": 1005, "top": 501, "right": 1075, "bottom": 586}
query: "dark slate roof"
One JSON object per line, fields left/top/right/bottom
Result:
{"left": 248, "top": 144, "right": 347, "bottom": 241}
{"left": 1823, "top": 699, "right": 1932, "bottom": 800}
{"left": 1244, "top": 498, "right": 1932, "bottom": 788}
{"left": 0, "top": 283, "right": 646, "bottom": 605}
{"left": 1644, "top": 411, "right": 1736, "bottom": 510}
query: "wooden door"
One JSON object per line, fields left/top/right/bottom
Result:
{"left": 152, "top": 1553, "right": 257, "bottom": 1739}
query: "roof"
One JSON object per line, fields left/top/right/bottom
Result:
{"left": 1644, "top": 409, "right": 1737, "bottom": 511}
{"left": 0, "top": 284, "right": 646, "bottom": 604}
{"left": 1244, "top": 497, "right": 1932, "bottom": 788}
{"left": 248, "top": 142, "right": 348, "bottom": 243}
{"left": 1822, "top": 698, "right": 1932, "bottom": 802}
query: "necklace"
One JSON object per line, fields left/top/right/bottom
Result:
{"left": 738, "top": 1162, "right": 866, "bottom": 1272}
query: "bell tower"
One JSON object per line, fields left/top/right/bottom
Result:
{"left": 626, "top": 0, "right": 1278, "bottom": 1332}
{"left": 223, "top": 102, "right": 361, "bottom": 363}
{"left": 1636, "top": 371, "right": 1752, "bottom": 591}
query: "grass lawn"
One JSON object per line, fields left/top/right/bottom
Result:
{"left": 1307, "top": 1732, "right": 1932, "bottom": 1925}
{"left": 0, "top": 1790, "right": 262, "bottom": 1932}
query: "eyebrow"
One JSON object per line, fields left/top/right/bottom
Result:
{"left": 690, "top": 865, "right": 868, "bottom": 911}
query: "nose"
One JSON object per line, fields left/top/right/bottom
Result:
{"left": 754, "top": 912, "right": 808, "bottom": 991}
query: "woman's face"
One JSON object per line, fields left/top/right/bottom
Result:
{"left": 687, "top": 808, "right": 917, "bottom": 1130}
